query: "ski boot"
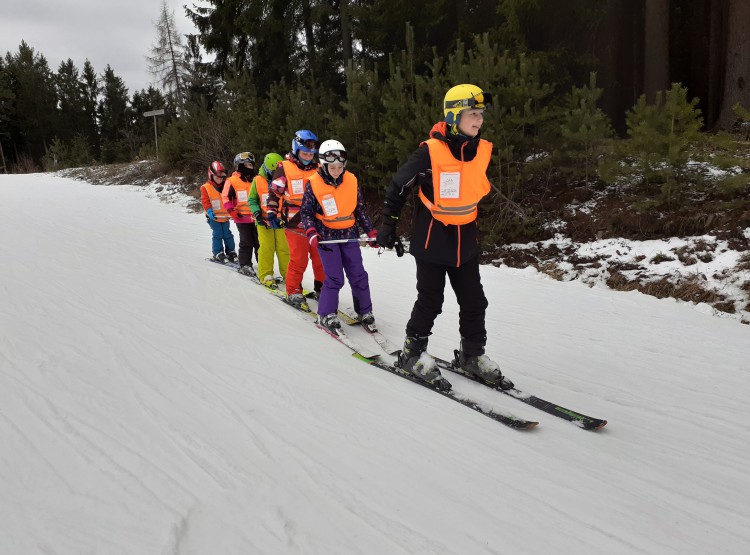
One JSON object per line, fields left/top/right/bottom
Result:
{"left": 238, "top": 265, "right": 256, "bottom": 277}
{"left": 260, "top": 275, "right": 278, "bottom": 289}
{"left": 226, "top": 251, "right": 238, "bottom": 263}
{"left": 287, "top": 293, "right": 309, "bottom": 311}
{"left": 359, "top": 311, "right": 377, "bottom": 332}
{"left": 397, "top": 335, "right": 451, "bottom": 391}
{"left": 318, "top": 313, "right": 342, "bottom": 334}
{"left": 453, "top": 339, "right": 514, "bottom": 390}
{"left": 212, "top": 252, "right": 227, "bottom": 263}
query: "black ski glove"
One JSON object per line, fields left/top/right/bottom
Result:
{"left": 253, "top": 210, "right": 266, "bottom": 227}
{"left": 377, "top": 215, "right": 399, "bottom": 248}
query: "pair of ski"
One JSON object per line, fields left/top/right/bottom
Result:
{"left": 208, "top": 258, "right": 606, "bottom": 431}
{"left": 332, "top": 308, "right": 607, "bottom": 431}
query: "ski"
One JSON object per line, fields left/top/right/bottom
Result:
{"left": 207, "top": 257, "right": 315, "bottom": 296}
{"left": 313, "top": 324, "right": 537, "bottom": 430}
{"left": 315, "top": 324, "right": 380, "bottom": 359}
{"left": 432, "top": 356, "right": 607, "bottom": 431}
{"left": 336, "top": 307, "right": 401, "bottom": 356}
{"left": 352, "top": 353, "right": 538, "bottom": 430}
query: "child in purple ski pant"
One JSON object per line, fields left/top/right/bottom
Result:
{"left": 299, "top": 140, "right": 378, "bottom": 331}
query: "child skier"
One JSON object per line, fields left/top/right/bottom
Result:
{"left": 300, "top": 139, "right": 378, "bottom": 332}
{"left": 268, "top": 130, "right": 326, "bottom": 306}
{"left": 376, "top": 83, "right": 513, "bottom": 391}
{"left": 224, "top": 152, "right": 260, "bottom": 275}
{"left": 248, "top": 153, "right": 291, "bottom": 288}
{"left": 200, "top": 161, "right": 236, "bottom": 262}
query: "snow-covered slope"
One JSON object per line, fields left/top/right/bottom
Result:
{"left": 1, "top": 174, "right": 748, "bottom": 555}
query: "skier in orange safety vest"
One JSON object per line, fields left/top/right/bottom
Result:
{"left": 267, "top": 130, "right": 326, "bottom": 308}
{"left": 224, "top": 152, "right": 261, "bottom": 276}
{"left": 200, "top": 161, "right": 236, "bottom": 262}
{"left": 376, "top": 84, "right": 514, "bottom": 392}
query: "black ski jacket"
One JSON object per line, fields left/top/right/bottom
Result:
{"left": 382, "top": 121, "right": 488, "bottom": 267}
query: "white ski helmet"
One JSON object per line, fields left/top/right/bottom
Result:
{"left": 318, "top": 139, "right": 347, "bottom": 169}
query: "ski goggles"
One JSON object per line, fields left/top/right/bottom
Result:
{"left": 320, "top": 150, "right": 347, "bottom": 164}
{"left": 444, "top": 91, "right": 493, "bottom": 111}
{"left": 236, "top": 152, "right": 255, "bottom": 165}
{"left": 294, "top": 137, "right": 318, "bottom": 154}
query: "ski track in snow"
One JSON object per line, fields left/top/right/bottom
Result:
{"left": 1, "top": 174, "right": 749, "bottom": 555}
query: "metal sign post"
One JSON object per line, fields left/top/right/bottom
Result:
{"left": 143, "top": 109, "right": 165, "bottom": 157}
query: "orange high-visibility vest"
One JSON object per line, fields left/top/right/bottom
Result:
{"left": 253, "top": 175, "right": 275, "bottom": 217}
{"left": 281, "top": 160, "right": 318, "bottom": 212}
{"left": 309, "top": 172, "right": 357, "bottom": 229}
{"left": 201, "top": 181, "right": 231, "bottom": 222}
{"left": 224, "top": 173, "right": 253, "bottom": 217}
{"left": 418, "top": 139, "right": 492, "bottom": 225}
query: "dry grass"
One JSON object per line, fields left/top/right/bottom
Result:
{"left": 606, "top": 271, "right": 724, "bottom": 305}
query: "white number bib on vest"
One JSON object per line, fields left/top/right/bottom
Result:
{"left": 211, "top": 199, "right": 222, "bottom": 210}
{"left": 237, "top": 190, "right": 248, "bottom": 203}
{"left": 261, "top": 193, "right": 269, "bottom": 208}
{"left": 321, "top": 195, "right": 339, "bottom": 216}
{"left": 291, "top": 179, "right": 304, "bottom": 195}
{"left": 439, "top": 171, "right": 461, "bottom": 199}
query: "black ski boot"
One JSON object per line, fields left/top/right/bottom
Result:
{"left": 453, "top": 338, "right": 514, "bottom": 390}
{"left": 226, "top": 251, "right": 237, "bottom": 263}
{"left": 359, "top": 311, "right": 377, "bottom": 332}
{"left": 318, "top": 313, "right": 342, "bottom": 334}
{"left": 397, "top": 335, "right": 451, "bottom": 390}
{"left": 238, "top": 264, "right": 256, "bottom": 277}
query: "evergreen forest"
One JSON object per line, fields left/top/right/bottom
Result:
{"left": 1, "top": 0, "right": 748, "bottom": 244}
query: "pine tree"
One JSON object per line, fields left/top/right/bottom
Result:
{"left": 97, "top": 65, "right": 131, "bottom": 163}
{"left": 3, "top": 42, "right": 57, "bottom": 167}
{"left": 55, "top": 59, "right": 89, "bottom": 143}
{"left": 601, "top": 83, "right": 704, "bottom": 206}
{"left": 80, "top": 60, "right": 100, "bottom": 158}
{"left": 558, "top": 72, "right": 613, "bottom": 183}
{"left": 0, "top": 58, "right": 13, "bottom": 172}
{"left": 147, "top": 0, "right": 187, "bottom": 112}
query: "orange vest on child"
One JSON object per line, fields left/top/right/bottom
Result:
{"left": 253, "top": 175, "right": 274, "bottom": 217}
{"left": 201, "top": 181, "right": 231, "bottom": 222}
{"left": 224, "top": 173, "right": 253, "bottom": 217}
{"left": 281, "top": 160, "right": 318, "bottom": 224}
{"left": 309, "top": 172, "right": 357, "bottom": 229}
{"left": 418, "top": 139, "right": 492, "bottom": 225}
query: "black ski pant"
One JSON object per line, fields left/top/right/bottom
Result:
{"left": 236, "top": 222, "right": 260, "bottom": 267}
{"left": 405, "top": 256, "right": 488, "bottom": 355}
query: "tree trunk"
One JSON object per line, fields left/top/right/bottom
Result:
{"left": 644, "top": 0, "right": 670, "bottom": 103}
{"left": 595, "top": 0, "right": 644, "bottom": 133}
{"left": 716, "top": 0, "right": 750, "bottom": 128}
{"left": 301, "top": 0, "right": 316, "bottom": 80}
{"left": 0, "top": 141, "right": 7, "bottom": 173}
{"left": 340, "top": 0, "right": 353, "bottom": 68}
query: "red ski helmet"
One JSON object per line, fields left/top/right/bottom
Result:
{"left": 208, "top": 161, "right": 228, "bottom": 182}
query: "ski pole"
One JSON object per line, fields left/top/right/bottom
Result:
{"left": 318, "top": 237, "right": 368, "bottom": 244}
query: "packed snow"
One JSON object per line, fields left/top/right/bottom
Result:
{"left": 1, "top": 173, "right": 749, "bottom": 554}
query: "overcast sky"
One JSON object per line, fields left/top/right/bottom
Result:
{"left": 0, "top": 0, "right": 203, "bottom": 94}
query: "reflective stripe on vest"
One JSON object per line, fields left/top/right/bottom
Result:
{"left": 309, "top": 172, "right": 357, "bottom": 229}
{"left": 418, "top": 139, "right": 492, "bottom": 225}
{"left": 225, "top": 173, "right": 253, "bottom": 216}
{"left": 253, "top": 175, "right": 273, "bottom": 217}
{"left": 201, "top": 181, "right": 231, "bottom": 222}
